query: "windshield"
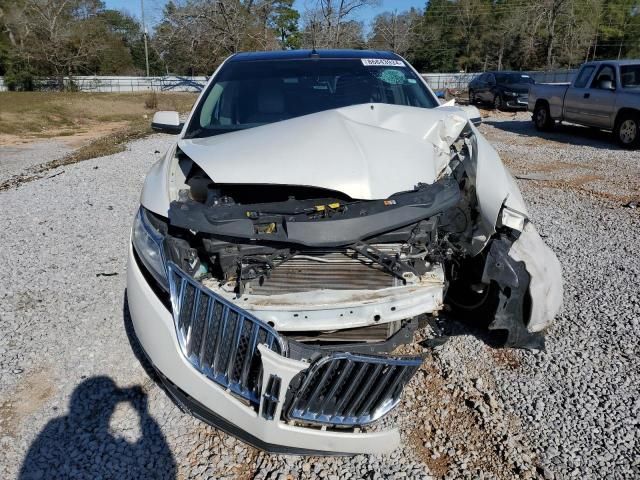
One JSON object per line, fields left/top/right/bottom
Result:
{"left": 496, "top": 73, "right": 534, "bottom": 85}
{"left": 185, "top": 58, "right": 438, "bottom": 139}
{"left": 621, "top": 65, "right": 640, "bottom": 89}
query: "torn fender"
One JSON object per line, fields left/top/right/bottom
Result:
{"left": 482, "top": 224, "right": 563, "bottom": 349}
{"left": 510, "top": 223, "right": 563, "bottom": 333}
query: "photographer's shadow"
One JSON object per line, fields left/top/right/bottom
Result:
{"left": 19, "top": 376, "right": 176, "bottom": 480}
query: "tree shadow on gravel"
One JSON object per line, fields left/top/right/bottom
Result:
{"left": 484, "top": 117, "right": 619, "bottom": 151}
{"left": 19, "top": 304, "right": 177, "bottom": 480}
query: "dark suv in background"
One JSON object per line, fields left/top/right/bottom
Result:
{"left": 468, "top": 71, "right": 535, "bottom": 110}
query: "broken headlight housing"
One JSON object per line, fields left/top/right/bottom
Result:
{"left": 132, "top": 207, "right": 168, "bottom": 290}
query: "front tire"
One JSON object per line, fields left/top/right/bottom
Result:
{"left": 615, "top": 112, "right": 640, "bottom": 149}
{"left": 533, "top": 102, "right": 554, "bottom": 131}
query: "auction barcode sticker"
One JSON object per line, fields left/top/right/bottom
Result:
{"left": 361, "top": 58, "right": 406, "bottom": 67}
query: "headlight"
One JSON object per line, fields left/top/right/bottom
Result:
{"left": 504, "top": 91, "right": 518, "bottom": 97}
{"left": 132, "top": 207, "right": 168, "bottom": 290}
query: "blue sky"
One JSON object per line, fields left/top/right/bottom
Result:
{"left": 103, "top": 0, "right": 426, "bottom": 26}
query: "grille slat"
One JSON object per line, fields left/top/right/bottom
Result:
{"left": 318, "top": 359, "right": 354, "bottom": 415}
{"left": 168, "top": 262, "right": 285, "bottom": 405}
{"left": 186, "top": 290, "right": 206, "bottom": 358}
{"left": 357, "top": 366, "right": 396, "bottom": 417}
{"left": 345, "top": 364, "right": 382, "bottom": 418}
{"left": 240, "top": 323, "right": 260, "bottom": 388}
{"left": 287, "top": 353, "right": 422, "bottom": 426}
{"left": 303, "top": 362, "right": 337, "bottom": 415}
{"left": 334, "top": 362, "right": 368, "bottom": 414}
{"left": 197, "top": 298, "right": 213, "bottom": 368}
{"left": 225, "top": 314, "right": 244, "bottom": 381}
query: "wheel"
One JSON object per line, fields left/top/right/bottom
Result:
{"left": 493, "top": 94, "right": 503, "bottom": 111}
{"left": 469, "top": 89, "right": 476, "bottom": 105}
{"left": 533, "top": 102, "right": 554, "bottom": 131}
{"left": 445, "top": 253, "right": 498, "bottom": 327}
{"left": 614, "top": 112, "right": 640, "bottom": 149}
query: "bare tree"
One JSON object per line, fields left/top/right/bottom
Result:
{"left": 7, "top": 0, "right": 107, "bottom": 79}
{"left": 540, "top": 0, "right": 572, "bottom": 68}
{"left": 369, "top": 9, "right": 420, "bottom": 56}
{"left": 302, "top": 0, "right": 378, "bottom": 48}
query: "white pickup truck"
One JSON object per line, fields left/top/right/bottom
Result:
{"left": 528, "top": 60, "right": 640, "bottom": 148}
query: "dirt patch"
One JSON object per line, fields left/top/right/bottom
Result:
{"left": 404, "top": 355, "right": 538, "bottom": 479}
{"left": 0, "top": 92, "right": 197, "bottom": 192}
{"left": 481, "top": 112, "right": 640, "bottom": 204}
{"left": 564, "top": 174, "right": 604, "bottom": 187}
{"left": 489, "top": 348, "right": 522, "bottom": 370}
{"left": 517, "top": 176, "right": 639, "bottom": 205}
{"left": 0, "top": 119, "right": 151, "bottom": 192}
{"left": 0, "top": 92, "right": 195, "bottom": 141}
{"left": 0, "top": 369, "right": 55, "bottom": 437}
{"left": 528, "top": 160, "right": 587, "bottom": 173}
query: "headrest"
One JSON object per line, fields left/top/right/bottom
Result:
{"left": 257, "top": 80, "right": 285, "bottom": 113}
{"left": 336, "top": 74, "right": 372, "bottom": 105}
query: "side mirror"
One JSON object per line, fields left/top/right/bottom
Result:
{"left": 598, "top": 79, "right": 614, "bottom": 90}
{"left": 151, "top": 111, "right": 183, "bottom": 134}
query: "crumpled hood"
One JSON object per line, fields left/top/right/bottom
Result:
{"left": 178, "top": 103, "right": 468, "bottom": 200}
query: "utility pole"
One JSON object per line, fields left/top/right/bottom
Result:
{"left": 141, "top": 0, "right": 150, "bottom": 77}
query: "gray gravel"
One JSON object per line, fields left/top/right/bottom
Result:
{"left": 0, "top": 139, "right": 72, "bottom": 184}
{"left": 1, "top": 114, "right": 639, "bottom": 479}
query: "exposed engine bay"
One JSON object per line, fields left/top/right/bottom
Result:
{"left": 154, "top": 120, "right": 555, "bottom": 353}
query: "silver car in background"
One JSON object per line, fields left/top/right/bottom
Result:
{"left": 528, "top": 60, "right": 640, "bottom": 148}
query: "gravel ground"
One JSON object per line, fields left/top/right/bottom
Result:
{"left": 480, "top": 110, "right": 640, "bottom": 203}
{"left": 0, "top": 140, "right": 72, "bottom": 184}
{"left": 1, "top": 113, "right": 638, "bottom": 479}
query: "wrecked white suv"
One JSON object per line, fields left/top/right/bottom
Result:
{"left": 127, "top": 50, "right": 562, "bottom": 455}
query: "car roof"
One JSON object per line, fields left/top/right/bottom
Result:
{"left": 228, "top": 49, "right": 402, "bottom": 62}
{"left": 582, "top": 59, "right": 640, "bottom": 67}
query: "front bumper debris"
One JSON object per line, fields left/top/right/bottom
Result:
{"left": 286, "top": 352, "right": 421, "bottom": 426}
{"left": 168, "top": 262, "right": 287, "bottom": 406}
{"left": 168, "top": 261, "right": 422, "bottom": 426}
{"left": 128, "top": 247, "right": 420, "bottom": 454}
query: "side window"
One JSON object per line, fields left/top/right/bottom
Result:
{"left": 487, "top": 74, "right": 496, "bottom": 84}
{"left": 591, "top": 65, "right": 616, "bottom": 89}
{"left": 573, "top": 66, "right": 595, "bottom": 88}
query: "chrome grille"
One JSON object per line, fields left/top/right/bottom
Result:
{"left": 167, "top": 262, "right": 285, "bottom": 405}
{"left": 286, "top": 353, "right": 422, "bottom": 426}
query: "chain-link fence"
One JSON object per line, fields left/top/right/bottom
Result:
{"left": 0, "top": 70, "right": 577, "bottom": 93}
{"left": 0, "top": 76, "right": 208, "bottom": 92}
